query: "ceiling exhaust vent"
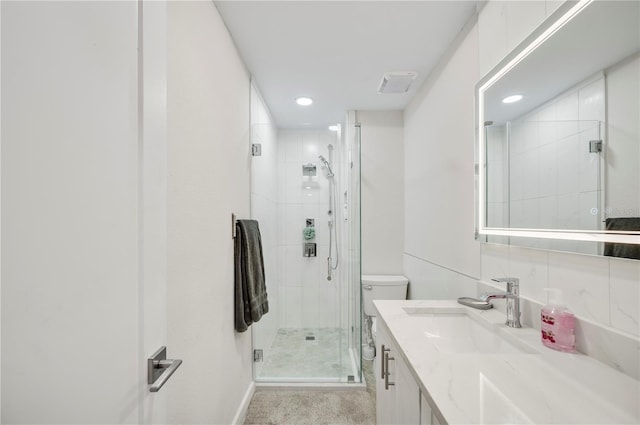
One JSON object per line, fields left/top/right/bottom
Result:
{"left": 377, "top": 71, "right": 417, "bottom": 94}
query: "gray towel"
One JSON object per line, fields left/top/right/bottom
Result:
{"left": 235, "top": 219, "right": 269, "bottom": 332}
{"left": 604, "top": 217, "right": 640, "bottom": 260}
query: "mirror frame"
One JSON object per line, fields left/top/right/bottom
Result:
{"left": 475, "top": 0, "right": 640, "bottom": 245}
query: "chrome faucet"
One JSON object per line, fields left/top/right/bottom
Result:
{"left": 480, "top": 277, "right": 521, "bottom": 328}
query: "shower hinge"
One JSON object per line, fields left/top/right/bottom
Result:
{"left": 253, "top": 349, "right": 263, "bottom": 362}
{"left": 251, "top": 144, "right": 262, "bottom": 156}
{"left": 589, "top": 140, "right": 602, "bottom": 153}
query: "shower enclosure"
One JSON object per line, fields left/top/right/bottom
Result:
{"left": 249, "top": 117, "right": 362, "bottom": 385}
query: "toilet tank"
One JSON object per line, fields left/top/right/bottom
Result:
{"left": 362, "top": 275, "right": 409, "bottom": 317}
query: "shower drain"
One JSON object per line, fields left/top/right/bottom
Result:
{"left": 305, "top": 336, "right": 316, "bottom": 341}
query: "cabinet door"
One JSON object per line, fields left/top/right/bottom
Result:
{"left": 376, "top": 323, "right": 396, "bottom": 424}
{"left": 395, "top": 354, "right": 421, "bottom": 425}
{"left": 431, "top": 412, "right": 443, "bottom": 425}
{"left": 420, "top": 393, "right": 432, "bottom": 425}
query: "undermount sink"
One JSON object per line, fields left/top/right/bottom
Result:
{"left": 402, "top": 307, "right": 537, "bottom": 354}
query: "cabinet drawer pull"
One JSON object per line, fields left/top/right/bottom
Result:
{"left": 380, "top": 344, "right": 390, "bottom": 379}
{"left": 384, "top": 352, "right": 395, "bottom": 390}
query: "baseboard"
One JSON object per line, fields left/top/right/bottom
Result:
{"left": 231, "top": 381, "right": 256, "bottom": 425}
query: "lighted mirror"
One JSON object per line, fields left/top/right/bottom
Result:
{"left": 476, "top": 0, "right": 640, "bottom": 259}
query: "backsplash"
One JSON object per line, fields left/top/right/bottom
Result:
{"left": 480, "top": 242, "right": 639, "bottom": 380}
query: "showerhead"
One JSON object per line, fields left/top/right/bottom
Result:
{"left": 318, "top": 155, "right": 335, "bottom": 178}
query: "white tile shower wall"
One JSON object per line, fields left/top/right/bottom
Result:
{"left": 277, "top": 129, "right": 340, "bottom": 329}
{"left": 250, "top": 83, "right": 279, "bottom": 360}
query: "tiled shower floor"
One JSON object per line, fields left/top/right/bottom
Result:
{"left": 256, "top": 327, "right": 358, "bottom": 382}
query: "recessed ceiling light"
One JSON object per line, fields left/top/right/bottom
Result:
{"left": 295, "top": 97, "right": 313, "bottom": 106}
{"left": 502, "top": 94, "right": 523, "bottom": 104}
{"left": 328, "top": 125, "right": 339, "bottom": 131}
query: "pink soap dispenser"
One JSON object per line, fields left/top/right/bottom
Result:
{"left": 541, "top": 289, "right": 576, "bottom": 353}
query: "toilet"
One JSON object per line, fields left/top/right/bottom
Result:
{"left": 361, "top": 275, "right": 409, "bottom": 359}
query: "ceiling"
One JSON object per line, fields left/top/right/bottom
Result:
{"left": 214, "top": 1, "right": 478, "bottom": 129}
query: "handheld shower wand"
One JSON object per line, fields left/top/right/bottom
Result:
{"left": 319, "top": 152, "right": 338, "bottom": 280}
{"left": 318, "top": 155, "right": 335, "bottom": 178}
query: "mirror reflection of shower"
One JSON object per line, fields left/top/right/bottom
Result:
{"left": 319, "top": 144, "right": 339, "bottom": 280}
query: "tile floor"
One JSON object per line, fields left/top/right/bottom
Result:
{"left": 256, "top": 328, "right": 357, "bottom": 382}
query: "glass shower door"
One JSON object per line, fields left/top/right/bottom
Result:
{"left": 249, "top": 120, "right": 362, "bottom": 385}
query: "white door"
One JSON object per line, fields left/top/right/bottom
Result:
{"left": 1, "top": 1, "right": 169, "bottom": 423}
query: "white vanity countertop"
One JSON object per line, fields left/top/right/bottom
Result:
{"left": 374, "top": 299, "right": 640, "bottom": 425}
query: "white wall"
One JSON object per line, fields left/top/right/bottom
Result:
{"left": 404, "top": 0, "right": 639, "bottom": 380}
{"left": 167, "top": 2, "right": 253, "bottom": 423}
{"left": 359, "top": 111, "right": 405, "bottom": 276}
{"left": 403, "top": 15, "right": 481, "bottom": 301}
{"left": 276, "top": 129, "right": 341, "bottom": 329}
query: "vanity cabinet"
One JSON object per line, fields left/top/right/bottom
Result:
{"left": 420, "top": 393, "right": 443, "bottom": 425}
{"left": 375, "top": 320, "right": 422, "bottom": 425}
{"left": 375, "top": 320, "right": 397, "bottom": 424}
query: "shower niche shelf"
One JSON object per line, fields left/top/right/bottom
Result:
{"left": 302, "top": 163, "right": 316, "bottom": 177}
